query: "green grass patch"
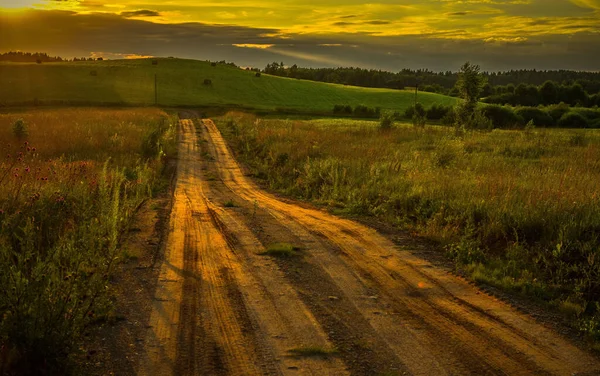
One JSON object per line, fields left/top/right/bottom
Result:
{"left": 288, "top": 346, "right": 338, "bottom": 358}
{"left": 223, "top": 199, "right": 238, "bottom": 208}
{"left": 260, "top": 243, "right": 301, "bottom": 257}
{"left": 0, "top": 59, "right": 456, "bottom": 113}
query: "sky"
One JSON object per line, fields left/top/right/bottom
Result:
{"left": 0, "top": 0, "right": 599, "bottom": 71}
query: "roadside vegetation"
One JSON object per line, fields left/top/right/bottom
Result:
{"left": 217, "top": 110, "right": 600, "bottom": 344}
{"left": 0, "top": 108, "right": 176, "bottom": 374}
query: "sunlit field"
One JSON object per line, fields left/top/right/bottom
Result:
{"left": 0, "top": 108, "right": 176, "bottom": 373}
{"left": 0, "top": 59, "right": 457, "bottom": 112}
{"left": 217, "top": 112, "right": 600, "bottom": 339}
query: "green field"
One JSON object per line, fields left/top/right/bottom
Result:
{"left": 0, "top": 58, "right": 457, "bottom": 112}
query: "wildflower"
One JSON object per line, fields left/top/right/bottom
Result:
{"left": 26, "top": 147, "right": 31, "bottom": 152}
{"left": 25, "top": 167, "right": 30, "bottom": 173}
{"left": 24, "top": 141, "right": 28, "bottom": 146}
{"left": 6, "top": 154, "right": 10, "bottom": 159}
{"left": 14, "top": 173, "right": 18, "bottom": 178}
{"left": 0, "top": 209, "right": 4, "bottom": 215}
{"left": 32, "top": 147, "right": 36, "bottom": 152}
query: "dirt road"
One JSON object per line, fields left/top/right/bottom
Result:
{"left": 138, "top": 114, "right": 600, "bottom": 375}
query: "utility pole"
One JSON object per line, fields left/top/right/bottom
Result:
{"left": 154, "top": 73, "right": 158, "bottom": 106}
{"left": 414, "top": 83, "right": 419, "bottom": 107}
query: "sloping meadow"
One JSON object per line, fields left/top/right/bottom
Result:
{"left": 0, "top": 108, "right": 176, "bottom": 373}
{"left": 217, "top": 112, "right": 600, "bottom": 341}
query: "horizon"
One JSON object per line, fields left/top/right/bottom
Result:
{"left": 0, "top": 1, "right": 599, "bottom": 72}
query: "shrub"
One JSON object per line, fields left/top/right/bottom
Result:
{"left": 12, "top": 119, "right": 28, "bottom": 139}
{"left": 353, "top": 105, "right": 378, "bottom": 118}
{"left": 591, "top": 118, "right": 600, "bottom": 129}
{"left": 568, "top": 132, "right": 589, "bottom": 147}
{"left": 548, "top": 102, "right": 570, "bottom": 124}
{"left": 405, "top": 103, "right": 426, "bottom": 119}
{"left": 441, "top": 108, "right": 456, "bottom": 126}
{"left": 211, "top": 62, "right": 217, "bottom": 67}
{"left": 151, "top": 60, "right": 158, "bottom": 65}
{"left": 558, "top": 112, "right": 589, "bottom": 128}
{"left": 380, "top": 111, "right": 395, "bottom": 130}
{"left": 426, "top": 104, "right": 452, "bottom": 120}
{"left": 575, "top": 108, "right": 600, "bottom": 122}
{"left": 203, "top": 79, "right": 212, "bottom": 85}
{"left": 255, "top": 72, "right": 261, "bottom": 77}
{"left": 481, "top": 105, "right": 523, "bottom": 129}
{"left": 515, "top": 107, "right": 554, "bottom": 127}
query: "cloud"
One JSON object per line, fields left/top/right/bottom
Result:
{"left": 1, "top": 9, "right": 599, "bottom": 71}
{"left": 120, "top": 10, "right": 161, "bottom": 18}
{"left": 447, "top": 11, "right": 471, "bottom": 16}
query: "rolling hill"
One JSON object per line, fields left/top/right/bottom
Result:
{"left": 0, "top": 58, "right": 458, "bottom": 112}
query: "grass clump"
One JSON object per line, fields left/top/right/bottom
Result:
{"left": 260, "top": 243, "right": 300, "bottom": 257}
{"left": 223, "top": 199, "right": 238, "bottom": 208}
{"left": 288, "top": 346, "right": 338, "bottom": 358}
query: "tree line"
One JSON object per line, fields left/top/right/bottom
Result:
{"left": 263, "top": 62, "right": 600, "bottom": 107}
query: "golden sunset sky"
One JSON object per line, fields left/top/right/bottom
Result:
{"left": 1, "top": 0, "right": 599, "bottom": 70}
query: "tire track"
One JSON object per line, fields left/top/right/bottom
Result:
{"left": 201, "top": 117, "right": 600, "bottom": 376}
{"left": 138, "top": 117, "right": 349, "bottom": 376}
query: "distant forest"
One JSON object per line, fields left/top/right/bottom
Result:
{"left": 0, "top": 51, "right": 97, "bottom": 63}
{"left": 263, "top": 62, "right": 600, "bottom": 107}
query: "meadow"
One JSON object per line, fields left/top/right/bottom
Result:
{"left": 0, "top": 59, "right": 457, "bottom": 112}
{"left": 217, "top": 112, "right": 600, "bottom": 340}
{"left": 0, "top": 108, "right": 176, "bottom": 374}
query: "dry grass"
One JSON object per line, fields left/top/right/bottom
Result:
{"left": 0, "top": 107, "right": 176, "bottom": 374}
{"left": 218, "top": 111, "right": 600, "bottom": 340}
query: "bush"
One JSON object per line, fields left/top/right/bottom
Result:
{"left": 405, "top": 103, "right": 426, "bottom": 119}
{"left": 548, "top": 102, "right": 570, "bottom": 124}
{"left": 12, "top": 119, "right": 28, "bottom": 139}
{"left": 426, "top": 104, "right": 452, "bottom": 120}
{"left": 203, "top": 78, "right": 212, "bottom": 85}
{"left": 255, "top": 72, "right": 261, "bottom": 77}
{"left": 515, "top": 107, "right": 554, "bottom": 127}
{"left": 558, "top": 112, "right": 589, "bottom": 128}
{"left": 333, "top": 104, "right": 352, "bottom": 114}
{"left": 481, "top": 105, "right": 523, "bottom": 129}
{"left": 353, "top": 105, "right": 379, "bottom": 118}
{"left": 441, "top": 108, "right": 455, "bottom": 126}
{"left": 575, "top": 108, "right": 600, "bottom": 122}
{"left": 379, "top": 111, "right": 395, "bottom": 130}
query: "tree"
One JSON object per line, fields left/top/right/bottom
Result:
{"left": 455, "top": 62, "right": 487, "bottom": 128}
{"left": 540, "top": 80, "right": 558, "bottom": 105}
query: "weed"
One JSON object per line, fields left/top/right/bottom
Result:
{"left": 12, "top": 118, "right": 28, "bottom": 139}
{"left": 223, "top": 200, "right": 238, "bottom": 208}
{"left": 288, "top": 346, "right": 338, "bottom": 358}
{"left": 260, "top": 243, "right": 300, "bottom": 257}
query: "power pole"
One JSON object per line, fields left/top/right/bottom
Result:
{"left": 414, "top": 83, "right": 418, "bottom": 107}
{"left": 154, "top": 74, "right": 158, "bottom": 106}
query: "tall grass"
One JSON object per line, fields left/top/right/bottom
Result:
{"left": 217, "top": 112, "right": 600, "bottom": 340}
{"left": 0, "top": 108, "right": 176, "bottom": 374}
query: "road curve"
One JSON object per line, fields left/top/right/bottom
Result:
{"left": 137, "top": 114, "right": 600, "bottom": 376}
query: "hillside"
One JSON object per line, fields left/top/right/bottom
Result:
{"left": 0, "top": 58, "right": 457, "bottom": 112}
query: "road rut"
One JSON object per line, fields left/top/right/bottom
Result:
{"left": 138, "top": 114, "right": 600, "bottom": 376}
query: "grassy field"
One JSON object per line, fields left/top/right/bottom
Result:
{"left": 0, "top": 108, "right": 176, "bottom": 374}
{"left": 217, "top": 112, "right": 600, "bottom": 341}
{"left": 0, "top": 59, "right": 457, "bottom": 112}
